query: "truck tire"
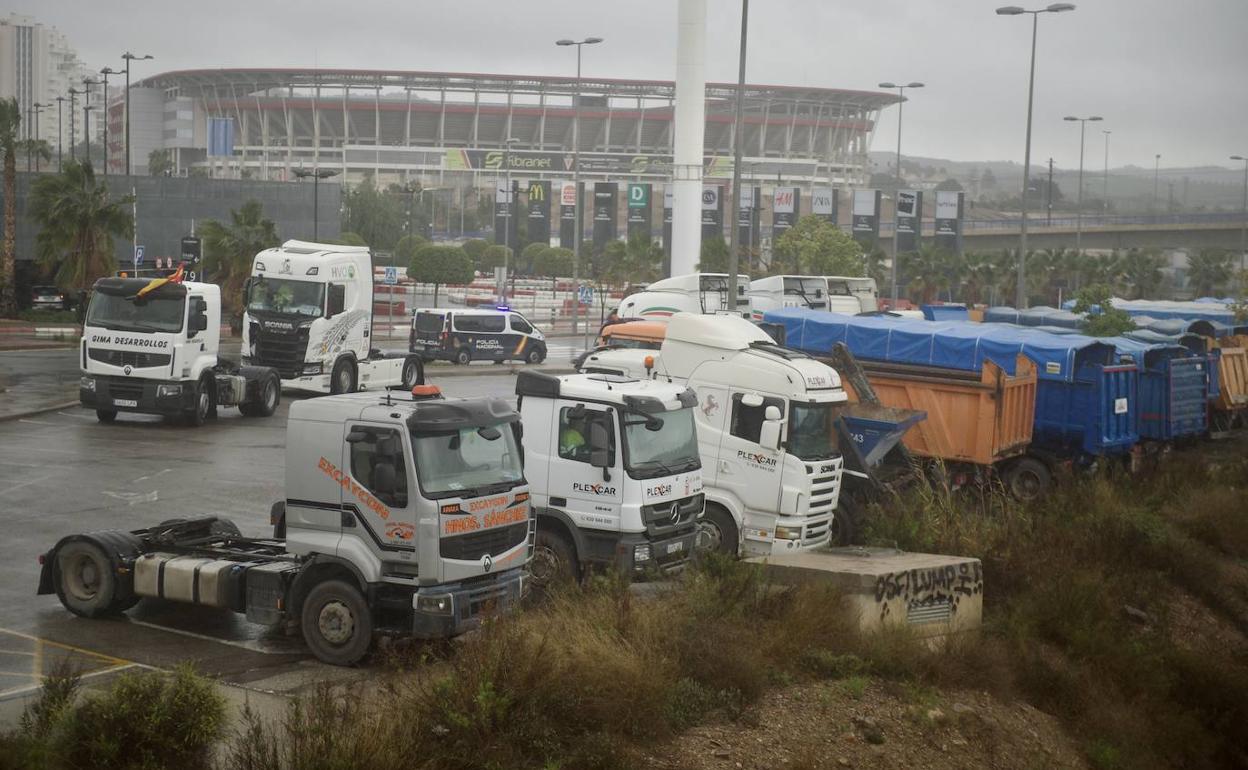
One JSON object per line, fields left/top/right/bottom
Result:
{"left": 392, "top": 357, "right": 422, "bottom": 390}
{"left": 696, "top": 505, "right": 739, "bottom": 556}
{"left": 531, "top": 528, "right": 579, "bottom": 588}
{"left": 330, "top": 359, "right": 357, "bottom": 395}
{"left": 96, "top": 409, "right": 117, "bottom": 423}
{"left": 54, "top": 541, "right": 123, "bottom": 618}
{"left": 1005, "top": 457, "right": 1051, "bottom": 502}
{"left": 241, "top": 372, "right": 281, "bottom": 417}
{"left": 300, "top": 579, "right": 373, "bottom": 666}
{"left": 454, "top": 348, "right": 471, "bottom": 366}
{"left": 184, "top": 376, "right": 213, "bottom": 427}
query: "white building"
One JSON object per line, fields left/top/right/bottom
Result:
{"left": 0, "top": 14, "right": 100, "bottom": 154}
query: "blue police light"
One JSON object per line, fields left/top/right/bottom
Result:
{"left": 496, "top": 305, "right": 510, "bottom": 312}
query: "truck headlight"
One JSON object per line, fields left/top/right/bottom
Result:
{"left": 415, "top": 593, "right": 454, "bottom": 615}
{"left": 633, "top": 544, "right": 652, "bottom": 564}
{"left": 774, "top": 526, "right": 802, "bottom": 540}
{"left": 79, "top": 376, "right": 95, "bottom": 391}
{"left": 157, "top": 383, "right": 183, "bottom": 398}
{"left": 302, "top": 362, "right": 323, "bottom": 375}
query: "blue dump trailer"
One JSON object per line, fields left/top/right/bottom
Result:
{"left": 921, "top": 304, "right": 970, "bottom": 322}
{"left": 764, "top": 308, "right": 1140, "bottom": 460}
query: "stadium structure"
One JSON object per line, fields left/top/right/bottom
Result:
{"left": 110, "top": 68, "right": 900, "bottom": 189}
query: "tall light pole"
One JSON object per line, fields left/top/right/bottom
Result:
{"left": 122, "top": 52, "right": 154, "bottom": 176}
{"left": 293, "top": 167, "right": 340, "bottom": 240}
{"left": 82, "top": 77, "right": 99, "bottom": 168}
{"left": 879, "top": 80, "right": 924, "bottom": 305}
{"left": 54, "top": 96, "right": 66, "bottom": 170}
{"left": 99, "top": 67, "right": 117, "bottom": 175}
{"left": 1232, "top": 155, "right": 1248, "bottom": 297}
{"left": 556, "top": 35, "right": 603, "bottom": 333}
{"left": 501, "top": 136, "right": 520, "bottom": 303}
{"left": 996, "top": 3, "right": 1076, "bottom": 309}
{"left": 1152, "top": 153, "right": 1161, "bottom": 216}
{"left": 67, "top": 87, "right": 81, "bottom": 161}
{"left": 31, "top": 103, "right": 46, "bottom": 171}
{"left": 1101, "top": 129, "right": 1111, "bottom": 214}
{"left": 726, "top": 0, "right": 749, "bottom": 314}
{"left": 1063, "top": 115, "right": 1101, "bottom": 255}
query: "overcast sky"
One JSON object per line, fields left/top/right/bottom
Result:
{"left": 19, "top": 0, "right": 1248, "bottom": 171}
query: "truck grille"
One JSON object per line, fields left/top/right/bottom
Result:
{"left": 103, "top": 378, "right": 145, "bottom": 402}
{"left": 806, "top": 456, "right": 843, "bottom": 516}
{"left": 253, "top": 327, "right": 310, "bottom": 379}
{"left": 643, "top": 494, "right": 703, "bottom": 539}
{"left": 440, "top": 522, "right": 528, "bottom": 561}
{"left": 89, "top": 348, "right": 172, "bottom": 369}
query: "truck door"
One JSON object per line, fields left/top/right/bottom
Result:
{"left": 341, "top": 423, "right": 418, "bottom": 557}
{"left": 718, "top": 392, "right": 785, "bottom": 524}
{"left": 547, "top": 404, "right": 622, "bottom": 532}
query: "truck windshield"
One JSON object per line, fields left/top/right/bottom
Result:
{"left": 622, "top": 408, "right": 701, "bottom": 479}
{"left": 787, "top": 402, "right": 838, "bottom": 461}
{"left": 247, "top": 277, "right": 325, "bottom": 317}
{"left": 411, "top": 422, "right": 525, "bottom": 498}
{"left": 86, "top": 290, "right": 185, "bottom": 333}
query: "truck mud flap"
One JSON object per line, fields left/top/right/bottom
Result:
{"left": 37, "top": 530, "right": 144, "bottom": 597}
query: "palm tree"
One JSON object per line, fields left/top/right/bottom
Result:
{"left": 0, "top": 97, "right": 19, "bottom": 316}
{"left": 1185, "top": 248, "right": 1233, "bottom": 297}
{"left": 1117, "top": 248, "right": 1166, "bottom": 300}
{"left": 28, "top": 160, "right": 133, "bottom": 293}
{"left": 199, "top": 199, "right": 280, "bottom": 318}
{"left": 19, "top": 138, "right": 52, "bottom": 173}
{"left": 961, "top": 251, "right": 998, "bottom": 306}
{"left": 901, "top": 244, "right": 955, "bottom": 304}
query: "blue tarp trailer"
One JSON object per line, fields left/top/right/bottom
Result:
{"left": 1103, "top": 337, "right": 1209, "bottom": 441}
{"left": 764, "top": 308, "right": 1140, "bottom": 458}
{"left": 921, "top": 304, "right": 970, "bottom": 322}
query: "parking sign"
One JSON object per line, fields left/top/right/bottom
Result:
{"left": 133, "top": 245, "right": 145, "bottom": 268}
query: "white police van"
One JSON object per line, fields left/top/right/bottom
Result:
{"left": 410, "top": 307, "right": 547, "bottom": 365}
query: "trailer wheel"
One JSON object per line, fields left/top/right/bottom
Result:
{"left": 531, "top": 528, "right": 579, "bottom": 589}
{"left": 185, "top": 376, "right": 213, "bottom": 427}
{"left": 54, "top": 541, "right": 123, "bottom": 618}
{"left": 241, "top": 373, "right": 280, "bottom": 417}
{"left": 95, "top": 409, "right": 117, "bottom": 423}
{"left": 1005, "top": 457, "right": 1051, "bottom": 502}
{"left": 300, "top": 579, "right": 373, "bottom": 666}
{"left": 695, "top": 505, "right": 739, "bottom": 556}
{"left": 454, "top": 348, "right": 471, "bottom": 366}
{"left": 330, "top": 359, "right": 357, "bottom": 394}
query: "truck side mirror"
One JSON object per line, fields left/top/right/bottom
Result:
{"left": 372, "top": 462, "right": 397, "bottom": 499}
{"left": 759, "top": 405, "right": 783, "bottom": 451}
{"left": 589, "top": 420, "right": 611, "bottom": 479}
{"left": 188, "top": 298, "right": 209, "bottom": 336}
{"left": 327, "top": 284, "right": 346, "bottom": 318}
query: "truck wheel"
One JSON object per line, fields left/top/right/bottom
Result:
{"left": 185, "top": 377, "right": 213, "bottom": 427}
{"left": 695, "top": 505, "right": 739, "bottom": 556}
{"left": 454, "top": 349, "right": 471, "bottom": 366}
{"left": 96, "top": 409, "right": 117, "bottom": 423}
{"left": 531, "top": 528, "right": 579, "bottom": 588}
{"left": 831, "top": 497, "right": 863, "bottom": 546}
{"left": 300, "top": 579, "right": 373, "bottom": 666}
{"left": 330, "top": 359, "right": 357, "bottom": 394}
{"left": 394, "top": 357, "right": 422, "bottom": 390}
{"left": 54, "top": 541, "right": 123, "bottom": 618}
{"left": 525, "top": 347, "right": 543, "bottom": 365}
{"left": 1005, "top": 457, "right": 1051, "bottom": 502}
{"left": 241, "top": 373, "right": 280, "bottom": 417}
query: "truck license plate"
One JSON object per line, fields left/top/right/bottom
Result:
{"left": 113, "top": 399, "right": 138, "bottom": 407}
{"left": 666, "top": 540, "right": 684, "bottom": 555}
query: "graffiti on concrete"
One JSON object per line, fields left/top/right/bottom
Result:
{"left": 873, "top": 561, "right": 982, "bottom": 623}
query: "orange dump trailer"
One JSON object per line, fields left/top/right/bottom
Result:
{"left": 1211, "top": 339, "right": 1248, "bottom": 430}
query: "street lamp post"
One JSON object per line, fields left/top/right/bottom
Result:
{"left": 99, "top": 67, "right": 117, "bottom": 175}
{"left": 1101, "top": 129, "right": 1111, "bottom": 214}
{"left": 879, "top": 80, "right": 925, "bottom": 306}
{"left": 1152, "top": 153, "right": 1161, "bottom": 216}
{"left": 54, "top": 96, "right": 66, "bottom": 170}
{"left": 501, "top": 136, "right": 519, "bottom": 303}
{"left": 31, "top": 103, "right": 46, "bottom": 171}
{"left": 996, "top": 3, "right": 1076, "bottom": 309}
{"left": 556, "top": 35, "right": 603, "bottom": 334}
{"left": 122, "top": 52, "right": 154, "bottom": 176}
{"left": 1063, "top": 115, "right": 1102, "bottom": 255}
{"left": 82, "top": 78, "right": 99, "bottom": 168}
{"left": 292, "top": 167, "right": 340, "bottom": 240}
{"left": 83, "top": 105, "right": 95, "bottom": 167}
{"left": 727, "top": 0, "right": 749, "bottom": 315}
{"left": 1231, "top": 155, "right": 1248, "bottom": 297}
{"left": 68, "top": 87, "right": 80, "bottom": 160}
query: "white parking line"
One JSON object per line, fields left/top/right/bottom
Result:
{"left": 0, "top": 664, "right": 140, "bottom": 702}
{"left": 127, "top": 619, "right": 295, "bottom": 656}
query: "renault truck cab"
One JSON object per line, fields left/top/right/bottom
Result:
{"left": 243, "top": 240, "right": 423, "bottom": 394}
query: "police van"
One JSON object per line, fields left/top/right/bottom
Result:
{"left": 410, "top": 307, "right": 547, "bottom": 365}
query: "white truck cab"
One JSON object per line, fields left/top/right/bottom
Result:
{"left": 242, "top": 240, "right": 423, "bottom": 394}
{"left": 80, "top": 275, "right": 281, "bottom": 425}
{"left": 515, "top": 371, "right": 703, "bottom": 582}
{"left": 577, "top": 313, "right": 846, "bottom": 557}
{"left": 825, "top": 276, "right": 879, "bottom": 313}
{"left": 618, "top": 272, "right": 752, "bottom": 320}
{"left": 749, "top": 275, "right": 877, "bottom": 320}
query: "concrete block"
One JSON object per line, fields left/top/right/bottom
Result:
{"left": 746, "top": 546, "right": 983, "bottom": 637}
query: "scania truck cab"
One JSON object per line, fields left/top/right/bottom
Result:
{"left": 515, "top": 371, "right": 703, "bottom": 583}
{"left": 242, "top": 240, "right": 423, "bottom": 394}
{"left": 39, "top": 385, "right": 532, "bottom": 666}
{"left": 577, "top": 313, "right": 846, "bottom": 557}
{"left": 617, "top": 272, "right": 752, "bottom": 320}
{"left": 80, "top": 275, "right": 282, "bottom": 425}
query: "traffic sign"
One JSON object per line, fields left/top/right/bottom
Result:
{"left": 180, "top": 236, "right": 202, "bottom": 265}
{"left": 133, "top": 245, "right": 145, "bottom": 267}
{"left": 383, "top": 266, "right": 399, "bottom": 285}
{"left": 578, "top": 285, "right": 593, "bottom": 305}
